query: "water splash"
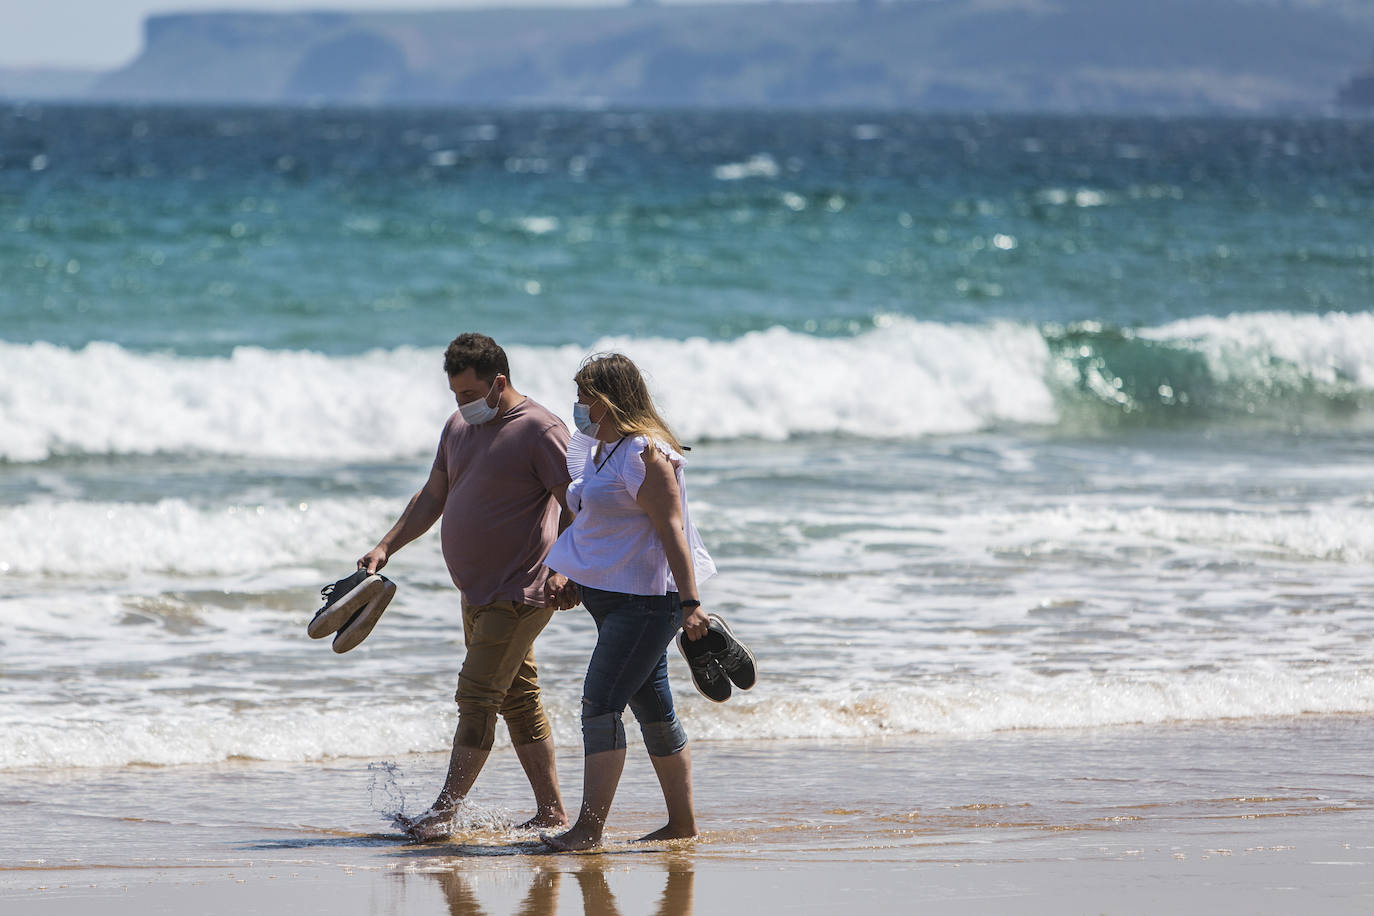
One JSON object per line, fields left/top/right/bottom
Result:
{"left": 367, "top": 760, "right": 409, "bottom": 822}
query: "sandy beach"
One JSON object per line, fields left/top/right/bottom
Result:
{"left": 5, "top": 716, "right": 1372, "bottom": 914}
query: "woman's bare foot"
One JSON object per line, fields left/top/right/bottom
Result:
{"left": 634, "top": 823, "right": 697, "bottom": 843}
{"left": 540, "top": 824, "right": 603, "bottom": 852}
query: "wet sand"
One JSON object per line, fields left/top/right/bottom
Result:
{"left": 3, "top": 717, "right": 1373, "bottom": 914}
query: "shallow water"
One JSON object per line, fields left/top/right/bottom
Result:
{"left": 3, "top": 721, "right": 1372, "bottom": 913}
{"left": 4, "top": 428, "right": 1374, "bottom": 771}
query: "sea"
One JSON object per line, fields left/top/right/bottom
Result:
{"left": 2, "top": 105, "right": 1374, "bottom": 886}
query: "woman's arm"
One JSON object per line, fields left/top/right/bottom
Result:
{"left": 635, "top": 443, "right": 709, "bottom": 640}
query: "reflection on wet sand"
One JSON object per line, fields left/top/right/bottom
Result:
{"left": 429, "top": 864, "right": 694, "bottom": 916}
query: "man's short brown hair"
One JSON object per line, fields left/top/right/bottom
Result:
{"left": 443, "top": 333, "right": 510, "bottom": 382}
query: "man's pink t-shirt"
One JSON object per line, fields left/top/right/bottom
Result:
{"left": 432, "top": 397, "right": 571, "bottom": 607}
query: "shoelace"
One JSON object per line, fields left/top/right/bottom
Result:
{"left": 690, "top": 651, "right": 728, "bottom": 676}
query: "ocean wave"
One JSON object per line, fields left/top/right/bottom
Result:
{"left": 0, "top": 321, "right": 1056, "bottom": 461}
{"left": 5, "top": 494, "right": 1369, "bottom": 585}
{"left": 4, "top": 665, "right": 1371, "bottom": 769}
{"left": 0, "top": 701, "right": 455, "bottom": 770}
{"left": 689, "top": 667, "right": 1374, "bottom": 741}
{"left": 1046, "top": 310, "right": 1374, "bottom": 428}
{"left": 972, "top": 504, "right": 1374, "bottom": 565}
{"left": 0, "top": 341, "right": 451, "bottom": 463}
{"left": 3, "top": 312, "right": 1372, "bottom": 462}
{"left": 0, "top": 497, "right": 421, "bottom": 579}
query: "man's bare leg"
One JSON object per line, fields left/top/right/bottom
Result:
{"left": 635, "top": 746, "right": 697, "bottom": 842}
{"left": 403, "top": 737, "right": 490, "bottom": 841}
{"left": 513, "top": 736, "right": 568, "bottom": 829}
{"left": 542, "top": 747, "right": 626, "bottom": 851}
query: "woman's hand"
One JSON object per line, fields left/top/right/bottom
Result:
{"left": 545, "top": 572, "right": 580, "bottom": 610}
{"left": 681, "top": 603, "right": 709, "bottom": 641}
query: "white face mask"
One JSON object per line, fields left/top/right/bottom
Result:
{"left": 572, "top": 402, "right": 599, "bottom": 437}
{"left": 459, "top": 379, "right": 502, "bottom": 425}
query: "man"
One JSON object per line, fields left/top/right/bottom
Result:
{"left": 360, "top": 332, "right": 578, "bottom": 840}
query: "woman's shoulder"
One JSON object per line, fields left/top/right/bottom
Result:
{"left": 626, "top": 434, "right": 685, "bottom": 470}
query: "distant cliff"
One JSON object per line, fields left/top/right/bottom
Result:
{"left": 66, "top": 0, "right": 1374, "bottom": 112}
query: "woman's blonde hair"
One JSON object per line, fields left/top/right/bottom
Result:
{"left": 575, "top": 352, "right": 685, "bottom": 453}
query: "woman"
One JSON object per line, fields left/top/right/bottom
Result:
{"left": 541, "top": 353, "right": 716, "bottom": 851}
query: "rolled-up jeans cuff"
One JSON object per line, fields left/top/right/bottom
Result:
{"left": 640, "top": 717, "right": 688, "bottom": 757}
{"left": 581, "top": 709, "right": 626, "bottom": 756}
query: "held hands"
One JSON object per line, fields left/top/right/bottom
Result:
{"left": 358, "top": 546, "right": 389, "bottom": 575}
{"left": 681, "top": 603, "right": 709, "bottom": 641}
{"left": 544, "top": 572, "right": 581, "bottom": 610}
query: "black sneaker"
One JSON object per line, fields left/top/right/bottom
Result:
{"left": 677, "top": 614, "right": 757, "bottom": 702}
{"left": 707, "top": 614, "right": 757, "bottom": 690}
{"left": 332, "top": 575, "right": 396, "bottom": 653}
{"left": 677, "top": 626, "right": 732, "bottom": 703}
{"left": 307, "top": 570, "right": 384, "bottom": 639}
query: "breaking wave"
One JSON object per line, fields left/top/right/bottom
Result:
{"left": 3, "top": 311, "right": 1372, "bottom": 462}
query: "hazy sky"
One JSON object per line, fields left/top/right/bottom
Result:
{"left": 0, "top": 1, "right": 615, "bottom": 69}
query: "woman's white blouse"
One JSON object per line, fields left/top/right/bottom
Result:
{"left": 546, "top": 432, "right": 716, "bottom": 596}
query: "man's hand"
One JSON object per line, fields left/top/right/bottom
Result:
{"left": 358, "top": 546, "right": 389, "bottom": 574}
{"left": 544, "top": 572, "right": 580, "bottom": 610}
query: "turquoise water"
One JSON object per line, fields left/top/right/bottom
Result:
{"left": 2, "top": 105, "right": 1374, "bottom": 773}
{"left": 5, "top": 107, "right": 1373, "bottom": 348}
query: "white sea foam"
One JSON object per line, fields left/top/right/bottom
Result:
{"left": 0, "top": 701, "right": 455, "bottom": 770}
{"left": 712, "top": 153, "right": 780, "bottom": 180}
{"left": 0, "top": 319, "right": 1057, "bottom": 462}
{"left": 971, "top": 504, "right": 1374, "bottom": 565}
{"left": 689, "top": 666, "right": 1374, "bottom": 741}
{"left": 0, "top": 497, "right": 413, "bottom": 579}
{"left": 4, "top": 664, "right": 1371, "bottom": 770}
{"left": 568, "top": 319, "right": 1056, "bottom": 442}
{"left": 6, "top": 312, "right": 1369, "bottom": 463}
{"left": 0, "top": 341, "right": 449, "bottom": 463}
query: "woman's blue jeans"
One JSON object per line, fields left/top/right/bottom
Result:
{"left": 577, "top": 585, "right": 688, "bottom": 758}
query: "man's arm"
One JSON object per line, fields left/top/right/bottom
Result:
{"left": 359, "top": 464, "right": 447, "bottom": 573}
{"left": 543, "top": 482, "right": 580, "bottom": 609}
{"left": 550, "top": 482, "right": 573, "bottom": 533}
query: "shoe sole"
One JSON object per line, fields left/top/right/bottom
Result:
{"left": 307, "top": 574, "right": 384, "bottom": 639}
{"left": 333, "top": 579, "right": 396, "bottom": 653}
{"left": 708, "top": 614, "right": 757, "bottom": 690}
{"left": 676, "top": 629, "right": 732, "bottom": 703}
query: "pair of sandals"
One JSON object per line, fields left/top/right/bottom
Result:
{"left": 676, "top": 614, "right": 757, "bottom": 703}
{"left": 307, "top": 569, "right": 396, "bottom": 652}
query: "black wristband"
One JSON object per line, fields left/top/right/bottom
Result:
{"left": 680, "top": 599, "right": 702, "bottom": 609}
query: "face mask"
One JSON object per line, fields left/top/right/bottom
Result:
{"left": 459, "top": 379, "right": 502, "bottom": 425}
{"left": 573, "top": 402, "right": 600, "bottom": 437}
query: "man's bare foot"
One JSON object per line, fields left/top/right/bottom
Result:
{"left": 517, "top": 811, "right": 569, "bottom": 830}
{"left": 540, "top": 825, "right": 603, "bottom": 852}
{"left": 633, "top": 823, "right": 697, "bottom": 843}
{"left": 399, "top": 805, "right": 456, "bottom": 842}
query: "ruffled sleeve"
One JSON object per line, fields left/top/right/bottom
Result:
{"left": 566, "top": 430, "right": 595, "bottom": 480}
{"left": 620, "top": 435, "right": 683, "bottom": 500}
